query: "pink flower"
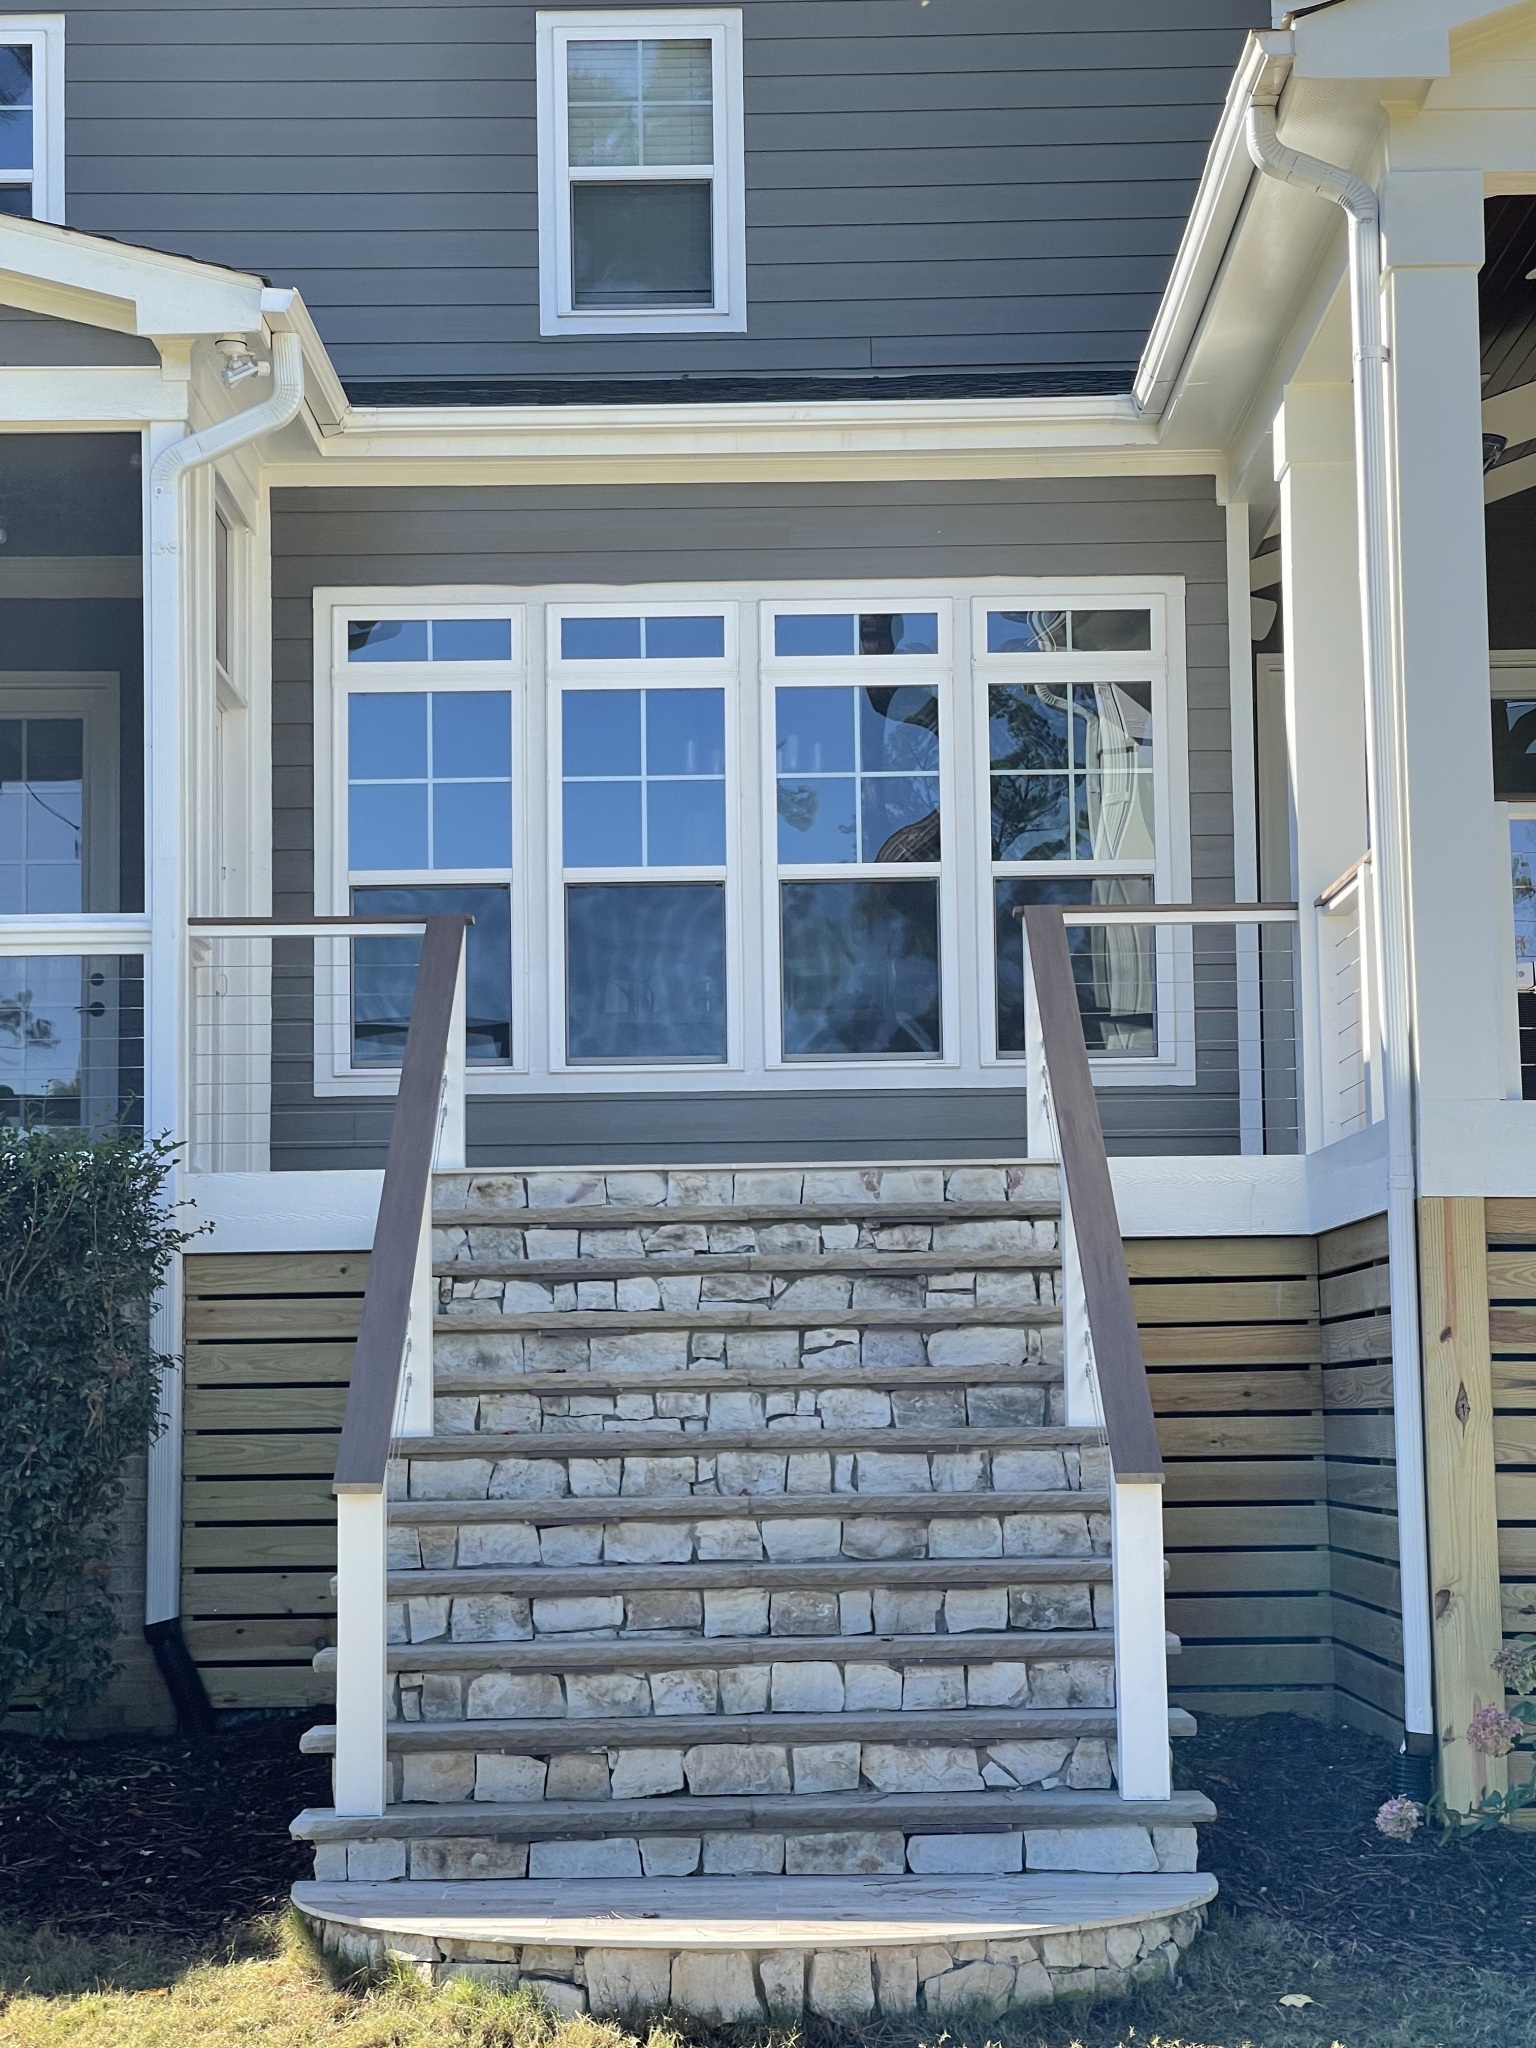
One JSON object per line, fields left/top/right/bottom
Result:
{"left": 1493, "top": 1641, "right": 1536, "bottom": 1697}
{"left": 1374, "top": 1796, "right": 1422, "bottom": 1842}
{"left": 1466, "top": 1705, "right": 1524, "bottom": 1757}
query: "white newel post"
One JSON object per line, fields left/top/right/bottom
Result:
{"left": 333, "top": 1489, "right": 389, "bottom": 1817}
{"left": 1112, "top": 1478, "right": 1172, "bottom": 1801}
{"left": 439, "top": 935, "right": 468, "bottom": 1173}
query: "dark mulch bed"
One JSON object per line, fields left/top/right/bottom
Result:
{"left": 1, "top": 1707, "right": 1533, "bottom": 1971}
{"left": 1178, "top": 1710, "right": 1536, "bottom": 1971}
{"left": 0, "top": 1712, "right": 329, "bottom": 1950}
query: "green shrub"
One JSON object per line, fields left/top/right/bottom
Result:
{"left": 0, "top": 1131, "right": 192, "bottom": 1731}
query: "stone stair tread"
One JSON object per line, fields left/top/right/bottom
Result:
{"left": 389, "top": 1557, "right": 1113, "bottom": 1598}
{"left": 315, "top": 1627, "right": 1157, "bottom": 1675}
{"left": 292, "top": 1786, "right": 1217, "bottom": 1843}
{"left": 438, "top": 1251, "right": 1062, "bottom": 1280}
{"left": 293, "top": 1870, "right": 1215, "bottom": 1946}
{"left": 436, "top": 1308, "right": 1060, "bottom": 1337}
{"left": 432, "top": 1363, "right": 1061, "bottom": 1396}
{"left": 398, "top": 1424, "right": 1102, "bottom": 1459}
{"left": 435, "top": 1200, "right": 1061, "bottom": 1232}
{"left": 300, "top": 1707, "right": 1198, "bottom": 1755}
{"left": 391, "top": 1488, "right": 1112, "bottom": 1524}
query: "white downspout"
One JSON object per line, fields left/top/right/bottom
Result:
{"left": 1244, "top": 101, "right": 1434, "bottom": 1754}
{"left": 141, "top": 327, "right": 306, "bottom": 1725}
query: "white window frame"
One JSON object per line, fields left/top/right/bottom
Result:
{"left": 314, "top": 578, "right": 1192, "bottom": 1097}
{"left": 0, "top": 17, "right": 64, "bottom": 224}
{"left": 536, "top": 7, "right": 746, "bottom": 337}
{"left": 549, "top": 599, "right": 740, "bottom": 1071}
{"left": 313, "top": 595, "right": 528, "bottom": 1096}
{"left": 971, "top": 584, "right": 1193, "bottom": 1085}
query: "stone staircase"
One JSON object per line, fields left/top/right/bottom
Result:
{"left": 291, "top": 1161, "right": 1215, "bottom": 2017}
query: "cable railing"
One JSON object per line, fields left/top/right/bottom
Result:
{"left": 1014, "top": 900, "right": 1303, "bottom": 1156}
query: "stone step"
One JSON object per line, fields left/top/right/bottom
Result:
{"left": 430, "top": 1378, "right": 1062, "bottom": 1440}
{"left": 438, "top": 1251, "right": 1063, "bottom": 1281}
{"left": 290, "top": 1871, "right": 1214, "bottom": 2016}
{"left": 392, "top": 1487, "right": 1110, "bottom": 1525}
{"left": 391, "top": 1556, "right": 1113, "bottom": 1599}
{"left": 436, "top": 1305, "right": 1060, "bottom": 1333}
{"left": 317, "top": 1626, "right": 1146, "bottom": 1680}
{"left": 292, "top": 1786, "right": 1215, "bottom": 1887}
{"left": 304, "top": 1706, "right": 1194, "bottom": 1755}
{"left": 432, "top": 1164, "right": 1060, "bottom": 1229}
{"left": 434, "top": 1325, "right": 1062, "bottom": 1386}
{"left": 433, "top": 1360, "right": 1062, "bottom": 1397}
{"left": 400, "top": 1430, "right": 1100, "bottom": 1503}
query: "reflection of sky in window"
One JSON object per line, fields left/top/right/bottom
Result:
{"left": 0, "top": 718, "right": 84, "bottom": 913}
{"left": 348, "top": 691, "right": 511, "bottom": 871}
{"left": 347, "top": 618, "right": 513, "bottom": 663}
{"left": 0, "top": 955, "right": 82, "bottom": 1101}
{"left": 560, "top": 615, "right": 724, "bottom": 660}
{"left": 774, "top": 613, "right": 938, "bottom": 658}
{"left": 563, "top": 688, "right": 726, "bottom": 867}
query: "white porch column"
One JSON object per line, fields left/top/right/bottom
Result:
{"left": 1381, "top": 169, "right": 1505, "bottom": 1173}
{"left": 1274, "top": 379, "right": 1370, "bottom": 1151}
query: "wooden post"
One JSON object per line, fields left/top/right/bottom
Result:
{"left": 332, "top": 1488, "right": 389, "bottom": 1817}
{"left": 1112, "top": 1478, "right": 1172, "bottom": 1801}
{"left": 1419, "top": 1196, "right": 1506, "bottom": 1811}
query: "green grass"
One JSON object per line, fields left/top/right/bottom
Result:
{"left": 0, "top": 1907, "right": 1530, "bottom": 2048}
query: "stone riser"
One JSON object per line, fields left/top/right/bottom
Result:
{"left": 432, "top": 1382, "right": 1060, "bottom": 1437}
{"left": 402, "top": 1443, "right": 1102, "bottom": 1503}
{"left": 312, "top": 1821, "right": 1200, "bottom": 1884}
{"left": 433, "top": 1164, "right": 1061, "bottom": 1220}
{"left": 432, "top": 1324, "right": 1062, "bottom": 1379}
{"left": 389, "top": 1653, "right": 1116, "bottom": 1722}
{"left": 385, "top": 1730, "right": 1119, "bottom": 1806}
{"left": 390, "top": 1581, "right": 1107, "bottom": 1647}
{"left": 306, "top": 1904, "right": 1203, "bottom": 2019}
{"left": 441, "top": 1267, "right": 1060, "bottom": 1314}
{"left": 390, "top": 1506, "right": 1110, "bottom": 1571}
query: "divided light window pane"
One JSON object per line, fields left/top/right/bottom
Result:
{"left": 776, "top": 685, "right": 940, "bottom": 865}
{"left": 563, "top": 687, "right": 726, "bottom": 867}
{"left": 986, "top": 609, "right": 1151, "bottom": 654}
{"left": 988, "top": 681, "right": 1154, "bottom": 864}
{"left": 347, "top": 691, "right": 512, "bottom": 872}
{"left": 0, "top": 45, "right": 32, "bottom": 182}
{"left": 774, "top": 613, "right": 939, "bottom": 658}
{"left": 347, "top": 618, "right": 513, "bottom": 664}
{"left": 567, "top": 39, "right": 713, "bottom": 167}
{"left": 561, "top": 614, "right": 724, "bottom": 660}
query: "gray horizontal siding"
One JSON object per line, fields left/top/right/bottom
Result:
{"left": 0, "top": 308, "right": 158, "bottom": 366}
{"left": 62, "top": 0, "right": 1267, "bottom": 389}
{"left": 268, "top": 474, "right": 1238, "bottom": 1166}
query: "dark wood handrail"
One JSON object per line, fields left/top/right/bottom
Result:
{"left": 333, "top": 915, "right": 469, "bottom": 1494}
{"left": 1021, "top": 905, "right": 1164, "bottom": 1485}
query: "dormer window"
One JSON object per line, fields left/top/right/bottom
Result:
{"left": 537, "top": 9, "right": 746, "bottom": 337}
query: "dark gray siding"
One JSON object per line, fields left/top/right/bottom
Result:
{"left": 63, "top": 2, "right": 1267, "bottom": 394}
{"left": 0, "top": 309, "right": 158, "bottom": 364}
{"left": 270, "top": 474, "right": 1235, "bottom": 1165}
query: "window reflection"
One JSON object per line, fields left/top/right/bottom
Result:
{"left": 781, "top": 879, "right": 940, "bottom": 1058}
{"left": 350, "top": 885, "right": 512, "bottom": 1066}
{"left": 776, "top": 685, "right": 939, "bottom": 864}
{"left": 994, "top": 876, "right": 1155, "bottom": 1058}
{"left": 566, "top": 882, "right": 725, "bottom": 1061}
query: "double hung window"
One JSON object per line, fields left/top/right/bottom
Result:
{"left": 556, "top": 608, "right": 731, "bottom": 1063}
{"left": 981, "top": 603, "right": 1167, "bottom": 1063}
{"left": 537, "top": 9, "right": 746, "bottom": 335}
{"left": 770, "top": 607, "right": 945, "bottom": 1060}
{"left": 0, "top": 19, "right": 63, "bottom": 221}
{"left": 319, "top": 584, "right": 1183, "bottom": 1094}
{"left": 335, "top": 612, "right": 519, "bottom": 1069}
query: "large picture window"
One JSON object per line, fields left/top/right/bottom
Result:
{"left": 316, "top": 583, "right": 1185, "bottom": 1097}
{"left": 537, "top": 9, "right": 746, "bottom": 336}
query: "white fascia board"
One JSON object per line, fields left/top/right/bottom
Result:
{"left": 1289, "top": 0, "right": 1455, "bottom": 80}
{"left": 1109, "top": 1120, "right": 1388, "bottom": 1238}
{"left": 0, "top": 216, "right": 268, "bottom": 338}
{"left": 297, "top": 392, "right": 1174, "bottom": 479}
{"left": 0, "top": 365, "right": 188, "bottom": 424}
{"left": 1134, "top": 32, "right": 1295, "bottom": 417}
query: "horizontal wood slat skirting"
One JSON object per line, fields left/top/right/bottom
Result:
{"left": 1486, "top": 1201, "right": 1536, "bottom": 1790}
{"left": 180, "top": 1250, "right": 363, "bottom": 1710}
{"left": 181, "top": 1229, "right": 1407, "bottom": 1728}
{"left": 1131, "top": 1230, "right": 1397, "bottom": 1739}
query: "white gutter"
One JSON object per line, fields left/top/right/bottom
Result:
{"left": 141, "top": 323, "right": 307, "bottom": 1723}
{"left": 1245, "top": 100, "right": 1435, "bottom": 1753}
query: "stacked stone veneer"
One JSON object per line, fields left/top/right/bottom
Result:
{"left": 296, "top": 1163, "right": 1212, "bottom": 2012}
{"left": 309, "top": 1904, "right": 1209, "bottom": 2018}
